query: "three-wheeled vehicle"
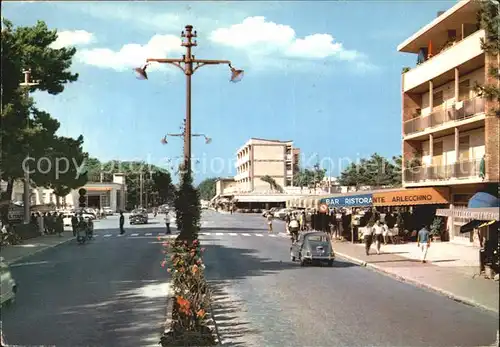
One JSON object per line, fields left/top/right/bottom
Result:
{"left": 290, "top": 231, "right": 335, "bottom": 267}
{"left": 76, "top": 217, "right": 93, "bottom": 244}
{"left": 130, "top": 209, "right": 148, "bottom": 225}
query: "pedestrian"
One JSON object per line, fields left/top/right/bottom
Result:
{"left": 56, "top": 213, "right": 64, "bottom": 237}
{"left": 165, "top": 210, "right": 172, "bottom": 235}
{"left": 372, "top": 220, "right": 384, "bottom": 255}
{"left": 364, "top": 223, "right": 374, "bottom": 256}
{"left": 119, "top": 211, "right": 125, "bottom": 234}
{"left": 284, "top": 213, "right": 291, "bottom": 234}
{"left": 266, "top": 212, "right": 273, "bottom": 233}
{"left": 37, "top": 212, "right": 44, "bottom": 235}
{"left": 71, "top": 214, "right": 78, "bottom": 236}
{"left": 417, "top": 224, "right": 431, "bottom": 263}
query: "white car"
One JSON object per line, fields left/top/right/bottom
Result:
{"left": 274, "top": 208, "right": 292, "bottom": 219}
{"left": 0, "top": 257, "right": 17, "bottom": 306}
{"left": 62, "top": 213, "right": 74, "bottom": 227}
{"left": 103, "top": 207, "right": 114, "bottom": 216}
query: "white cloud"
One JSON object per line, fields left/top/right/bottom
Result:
{"left": 210, "top": 16, "right": 370, "bottom": 67}
{"left": 77, "top": 34, "right": 184, "bottom": 71}
{"left": 50, "top": 30, "right": 95, "bottom": 49}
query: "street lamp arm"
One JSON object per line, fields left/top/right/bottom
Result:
{"left": 192, "top": 59, "right": 232, "bottom": 73}
{"left": 166, "top": 133, "right": 184, "bottom": 137}
{"left": 146, "top": 58, "right": 185, "bottom": 73}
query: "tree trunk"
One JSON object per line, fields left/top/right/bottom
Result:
{"left": 56, "top": 196, "right": 61, "bottom": 209}
{"left": 0, "top": 178, "right": 14, "bottom": 224}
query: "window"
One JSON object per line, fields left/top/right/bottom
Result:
{"left": 459, "top": 136, "right": 470, "bottom": 160}
{"left": 433, "top": 91, "right": 444, "bottom": 107}
{"left": 433, "top": 141, "right": 444, "bottom": 166}
{"left": 459, "top": 80, "right": 470, "bottom": 101}
{"left": 285, "top": 178, "right": 292, "bottom": 187}
{"left": 286, "top": 162, "right": 292, "bottom": 171}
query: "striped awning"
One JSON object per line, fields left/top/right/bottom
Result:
{"left": 436, "top": 208, "right": 499, "bottom": 221}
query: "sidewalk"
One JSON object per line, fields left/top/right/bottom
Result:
{"left": 0, "top": 229, "right": 74, "bottom": 265}
{"left": 333, "top": 240, "right": 499, "bottom": 313}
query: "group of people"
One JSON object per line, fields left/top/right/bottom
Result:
{"left": 30, "top": 212, "right": 64, "bottom": 236}
{"left": 362, "top": 220, "right": 431, "bottom": 262}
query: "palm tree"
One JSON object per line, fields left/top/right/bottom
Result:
{"left": 260, "top": 175, "right": 284, "bottom": 193}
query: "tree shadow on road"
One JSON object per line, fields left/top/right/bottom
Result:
{"left": 202, "top": 227, "right": 269, "bottom": 232}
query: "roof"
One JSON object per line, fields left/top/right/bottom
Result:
{"left": 397, "top": 0, "right": 479, "bottom": 53}
{"left": 249, "top": 138, "right": 293, "bottom": 143}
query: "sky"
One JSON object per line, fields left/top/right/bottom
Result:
{"left": 3, "top": 0, "right": 457, "bottom": 183}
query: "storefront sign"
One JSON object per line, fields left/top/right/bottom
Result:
{"left": 373, "top": 187, "right": 449, "bottom": 206}
{"left": 321, "top": 194, "right": 373, "bottom": 208}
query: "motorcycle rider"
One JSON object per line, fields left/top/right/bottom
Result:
{"left": 289, "top": 216, "right": 300, "bottom": 243}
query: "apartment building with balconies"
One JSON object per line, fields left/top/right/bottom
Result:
{"left": 234, "top": 138, "right": 300, "bottom": 192}
{"left": 398, "top": 0, "right": 499, "bottom": 244}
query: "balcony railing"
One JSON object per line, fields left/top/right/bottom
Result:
{"left": 404, "top": 158, "right": 482, "bottom": 183}
{"left": 404, "top": 97, "right": 485, "bottom": 136}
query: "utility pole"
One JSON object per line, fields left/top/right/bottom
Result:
{"left": 19, "top": 69, "right": 39, "bottom": 224}
{"left": 136, "top": 24, "right": 243, "bottom": 175}
{"left": 139, "top": 172, "right": 143, "bottom": 207}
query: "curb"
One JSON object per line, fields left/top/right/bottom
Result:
{"left": 5, "top": 235, "right": 74, "bottom": 265}
{"left": 335, "top": 251, "right": 499, "bottom": 314}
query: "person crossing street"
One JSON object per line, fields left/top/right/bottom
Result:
{"left": 119, "top": 211, "right": 125, "bottom": 235}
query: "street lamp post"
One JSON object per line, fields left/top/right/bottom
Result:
{"left": 135, "top": 24, "right": 243, "bottom": 175}
{"left": 19, "top": 69, "right": 39, "bottom": 224}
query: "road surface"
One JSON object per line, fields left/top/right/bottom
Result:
{"left": 2, "top": 211, "right": 498, "bottom": 347}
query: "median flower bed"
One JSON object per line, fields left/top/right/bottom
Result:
{"left": 159, "top": 238, "right": 216, "bottom": 346}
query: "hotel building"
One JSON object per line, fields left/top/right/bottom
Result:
{"left": 398, "top": 0, "right": 499, "bottom": 244}
{"left": 235, "top": 138, "right": 300, "bottom": 193}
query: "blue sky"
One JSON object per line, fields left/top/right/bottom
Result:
{"left": 3, "top": 0, "right": 456, "bottom": 183}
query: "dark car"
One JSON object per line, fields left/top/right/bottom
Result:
{"left": 290, "top": 231, "right": 335, "bottom": 267}
{"left": 130, "top": 209, "right": 148, "bottom": 225}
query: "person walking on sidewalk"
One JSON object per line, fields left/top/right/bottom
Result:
{"left": 417, "top": 224, "right": 431, "bottom": 263}
{"left": 165, "top": 211, "right": 172, "bottom": 235}
{"left": 266, "top": 212, "right": 273, "bottom": 233}
{"left": 372, "top": 220, "right": 384, "bottom": 255}
{"left": 364, "top": 223, "right": 374, "bottom": 255}
{"left": 56, "top": 213, "right": 64, "bottom": 237}
{"left": 119, "top": 211, "right": 125, "bottom": 235}
{"left": 71, "top": 214, "right": 78, "bottom": 236}
{"left": 284, "top": 213, "right": 291, "bottom": 234}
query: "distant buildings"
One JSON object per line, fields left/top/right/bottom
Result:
{"left": 235, "top": 138, "right": 300, "bottom": 192}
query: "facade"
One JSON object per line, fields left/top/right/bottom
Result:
{"left": 398, "top": 0, "right": 499, "bottom": 244}
{"left": 234, "top": 138, "right": 300, "bottom": 192}
{"left": 1, "top": 172, "right": 126, "bottom": 212}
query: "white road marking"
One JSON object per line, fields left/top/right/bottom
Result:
{"left": 131, "top": 233, "right": 139, "bottom": 236}
{"left": 255, "top": 234, "right": 263, "bottom": 237}
{"left": 215, "top": 233, "right": 224, "bottom": 236}
{"left": 229, "top": 233, "right": 237, "bottom": 236}
{"left": 203, "top": 232, "right": 211, "bottom": 236}
{"left": 241, "top": 233, "right": 251, "bottom": 236}
{"left": 104, "top": 234, "right": 112, "bottom": 237}
{"left": 117, "top": 234, "right": 124, "bottom": 237}
{"left": 269, "top": 234, "right": 277, "bottom": 237}
{"left": 145, "top": 233, "right": 152, "bottom": 236}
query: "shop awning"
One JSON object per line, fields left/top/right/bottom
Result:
{"left": 86, "top": 187, "right": 112, "bottom": 192}
{"left": 436, "top": 207, "right": 499, "bottom": 221}
{"left": 372, "top": 187, "right": 449, "bottom": 207}
{"left": 460, "top": 220, "right": 483, "bottom": 233}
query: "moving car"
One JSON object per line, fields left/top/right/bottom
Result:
{"left": 0, "top": 257, "right": 17, "bottom": 306}
{"left": 130, "top": 209, "right": 148, "bottom": 225}
{"left": 103, "top": 207, "right": 114, "bottom": 216}
{"left": 262, "top": 207, "right": 278, "bottom": 217}
{"left": 290, "top": 231, "right": 335, "bottom": 267}
{"left": 274, "top": 208, "right": 292, "bottom": 220}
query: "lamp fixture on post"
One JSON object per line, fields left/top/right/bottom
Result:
{"left": 135, "top": 24, "right": 242, "bottom": 175}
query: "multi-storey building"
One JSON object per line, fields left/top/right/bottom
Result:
{"left": 234, "top": 138, "right": 300, "bottom": 192}
{"left": 398, "top": 0, "right": 499, "bottom": 244}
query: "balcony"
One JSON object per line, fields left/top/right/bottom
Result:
{"left": 402, "top": 30, "right": 485, "bottom": 92}
{"left": 404, "top": 158, "right": 482, "bottom": 184}
{"left": 403, "top": 97, "right": 485, "bottom": 136}
{"left": 236, "top": 154, "right": 250, "bottom": 168}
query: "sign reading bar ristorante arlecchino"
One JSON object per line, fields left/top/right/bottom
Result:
{"left": 372, "top": 187, "right": 449, "bottom": 206}
{"left": 321, "top": 194, "right": 373, "bottom": 208}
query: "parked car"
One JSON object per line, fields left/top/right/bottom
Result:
{"left": 290, "top": 231, "right": 335, "bottom": 267}
{"left": 62, "top": 213, "right": 74, "bottom": 227}
{"left": 1, "top": 257, "right": 17, "bottom": 306}
{"left": 130, "top": 209, "right": 148, "bottom": 225}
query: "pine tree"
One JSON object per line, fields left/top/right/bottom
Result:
{"left": 476, "top": 0, "right": 500, "bottom": 118}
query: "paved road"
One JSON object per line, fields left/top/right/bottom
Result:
{"left": 2, "top": 211, "right": 498, "bottom": 347}
{"left": 2, "top": 214, "right": 171, "bottom": 347}
{"left": 200, "top": 211, "right": 499, "bottom": 347}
